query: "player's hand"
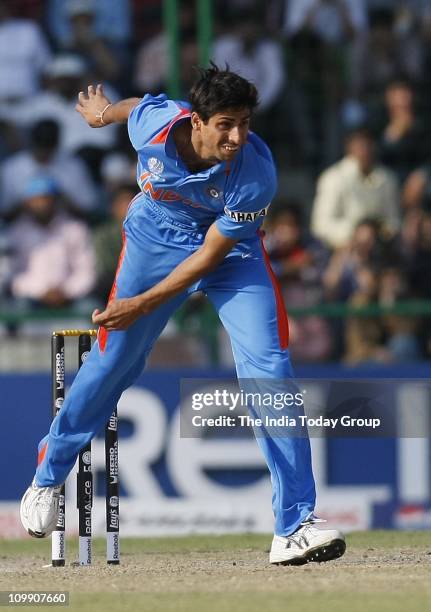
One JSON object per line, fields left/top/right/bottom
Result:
{"left": 92, "top": 297, "right": 143, "bottom": 330}
{"left": 75, "top": 84, "right": 112, "bottom": 128}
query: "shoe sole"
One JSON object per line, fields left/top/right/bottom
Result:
{"left": 271, "top": 538, "right": 346, "bottom": 566}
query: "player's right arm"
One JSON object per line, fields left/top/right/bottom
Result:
{"left": 75, "top": 84, "right": 140, "bottom": 127}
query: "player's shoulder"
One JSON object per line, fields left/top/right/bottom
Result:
{"left": 128, "top": 93, "right": 191, "bottom": 151}
{"left": 241, "top": 132, "right": 276, "bottom": 183}
{"left": 131, "top": 94, "right": 190, "bottom": 126}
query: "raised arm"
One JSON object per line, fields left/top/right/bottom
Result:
{"left": 75, "top": 84, "right": 140, "bottom": 127}
{"left": 92, "top": 223, "right": 238, "bottom": 330}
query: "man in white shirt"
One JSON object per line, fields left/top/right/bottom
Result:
{"left": 284, "top": 0, "right": 368, "bottom": 43}
{"left": 311, "top": 128, "right": 401, "bottom": 249}
{"left": 0, "top": 119, "right": 98, "bottom": 217}
{"left": 0, "top": 0, "right": 52, "bottom": 101}
{"left": 7, "top": 175, "right": 96, "bottom": 306}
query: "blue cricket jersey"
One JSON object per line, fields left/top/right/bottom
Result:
{"left": 127, "top": 93, "right": 277, "bottom": 241}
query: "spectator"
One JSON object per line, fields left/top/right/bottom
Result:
{"left": 311, "top": 128, "right": 400, "bottom": 249}
{"left": 93, "top": 183, "right": 136, "bottom": 303}
{"left": 59, "top": 0, "right": 122, "bottom": 85}
{"left": 47, "top": 0, "right": 131, "bottom": 50}
{"left": 342, "top": 263, "right": 388, "bottom": 364}
{"left": 283, "top": 0, "right": 367, "bottom": 166}
{"left": 0, "top": 119, "right": 98, "bottom": 219}
{"left": 0, "top": 0, "right": 51, "bottom": 102}
{"left": 347, "top": 8, "right": 423, "bottom": 123}
{"left": 7, "top": 176, "right": 96, "bottom": 308}
{"left": 406, "top": 208, "right": 431, "bottom": 299}
{"left": 283, "top": 0, "right": 367, "bottom": 44}
{"left": 0, "top": 54, "right": 119, "bottom": 178}
{"left": 402, "top": 161, "right": 431, "bottom": 209}
{"left": 378, "top": 79, "right": 431, "bottom": 185}
{"left": 100, "top": 152, "right": 135, "bottom": 194}
{"left": 213, "top": 11, "right": 285, "bottom": 114}
{"left": 323, "top": 218, "right": 385, "bottom": 302}
{"left": 379, "top": 265, "right": 421, "bottom": 362}
{"left": 266, "top": 203, "right": 332, "bottom": 362}
{"left": 134, "top": 4, "right": 197, "bottom": 96}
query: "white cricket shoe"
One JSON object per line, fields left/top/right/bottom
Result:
{"left": 20, "top": 479, "right": 62, "bottom": 538}
{"left": 270, "top": 514, "right": 346, "bottom": 566}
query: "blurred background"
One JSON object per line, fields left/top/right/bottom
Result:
{"left": 1, "top": 0, "right": 431, "bottom": 537}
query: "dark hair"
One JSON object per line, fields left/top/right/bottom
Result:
{"left": 30, "top": 119, "right": 60, "bottom": 149}
{"left": 189, "top": 62, "right": 259, "bottom": 122}
{"left": 344, "top": 127, "right": 374, "bottom": 145}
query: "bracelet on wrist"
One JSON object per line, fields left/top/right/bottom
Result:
{"left": 96, "top": 103, "right": 112, "bottom": 125}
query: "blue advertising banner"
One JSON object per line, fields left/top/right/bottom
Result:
{"left": 1, "top": 364, "right": 431, "bottom": 536}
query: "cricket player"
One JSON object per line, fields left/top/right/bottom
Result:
{"left": 20, "top": 65, "right": 345, "bottom": 565}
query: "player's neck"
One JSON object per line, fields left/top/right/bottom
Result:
{"left": 174, "top": 123, "right": 218, "bottom": 173}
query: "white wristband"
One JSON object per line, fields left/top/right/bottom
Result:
{"left": 96, "top": 103, "right": 112, "bottom": 125}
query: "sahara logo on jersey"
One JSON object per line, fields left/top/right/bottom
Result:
{"left": 224, "top": 205, "right": 269, "bottom": 222}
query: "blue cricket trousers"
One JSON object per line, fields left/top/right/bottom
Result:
{"left": 36, "top": 196, "right": 316, "bottom": 536}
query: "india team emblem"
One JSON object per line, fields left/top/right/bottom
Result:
{"left": 148, "top": 157, "right": 164, "bottom": 176}
{"left": 207, "top": 186, "right": 222, "bottom": 199}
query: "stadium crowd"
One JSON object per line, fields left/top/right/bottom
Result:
{"left": 1, "top": 0, "right": 431, "bottom": 365}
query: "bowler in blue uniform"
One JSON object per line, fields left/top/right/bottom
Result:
{"left": 20, "top": 65, "right": 345, "bottom": 565}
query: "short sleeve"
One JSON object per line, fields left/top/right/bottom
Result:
{"left": 127, "top": 93, "right": 181, "bottom": 152}
{"left": 216, "top": 187, "right": 274, "bottom": 240}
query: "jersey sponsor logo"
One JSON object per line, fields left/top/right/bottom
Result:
{"left": 139, "top": 171, "right": 208, "bottom": 210}
{"left": 224, "top": 205, "right": 269, "bottom": 223}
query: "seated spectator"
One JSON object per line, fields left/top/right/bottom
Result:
{"left": 378, "top": 79, "right": 431, "bottom": 185}
{"left": 379, "top": 265, "right": 421, "bottom": 362}
{"left": 7, "top": 176, "right": 96, "bottom": 308}
{"left": 406, "top": 208, "right": 431, "bottom": 299}
{"left": 93, "top": 183, "right": 136, "bottom": 303}
{"left": 0, "top": 119, "right": 98, "bottom": 219}
{"left": 402, "top": 162, "right": 431, "bottom": 209}
{"left": 47, "top": 0, "right": 131, "bottom": 51}
{"left": 283, "top": 0, "right": 367, "bottom": 45}
{"left": 342, "top": 263, "right": 389, "bottom": 364}
{"left": 213, "top": 10, "right": 285, "bottom": 114}
{"left": 0, "top": 54, "right": 119, "bottom": 178}
{"left": 0, "top": 0, "right": 51, "bottom": 102}
{"left": 348, "top": 7, "right": 423, "bottom": 120}
{"left": 266, "top": 203, "right": 332, "bottom": 362}
{"left": 134, "top": 3, "right": 197, "bottom": 96}
{"left": 323, "top": 218, "right": 385, "bottom": 302}
{"left": 58, "top": 0, "right": 122, "bottom": 85}
{"left": 311, "top": 128, "right": 400, "bottom": 249}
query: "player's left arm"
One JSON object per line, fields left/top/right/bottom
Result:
{"left": 92, "top": 224, "right": 237, "bottom": 330}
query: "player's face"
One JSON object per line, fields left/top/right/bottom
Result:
{"left": 194, "top": 108, "right": 251, "bottom": 161}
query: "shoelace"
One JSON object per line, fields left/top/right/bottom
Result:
{"left": 286, "top": 514, "right": 327, "bottom": 549}
{"left": 300, "top": 512, "right": 326, "bottom": 525}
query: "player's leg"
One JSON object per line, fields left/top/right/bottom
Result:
{"left": 202, "top": 244, "right": 345, "bottom": 563}
{"left": 203, "top": 250, "right": 315, "bottom": 535}
{"left": 21, "top": 200, "right": 192, "bottom": 535}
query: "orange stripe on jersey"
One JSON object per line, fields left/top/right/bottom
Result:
{"left": 98, "top": 230, "right": 127, "bottom": 353}
{"left": 150, "top": 107, "right": 191, "bottom": 145}
{"left": 38, "top": 442, "right": 48, "bottom": 466}
{"left": 260, "top": 235, "right": 289, "bottom": 350}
